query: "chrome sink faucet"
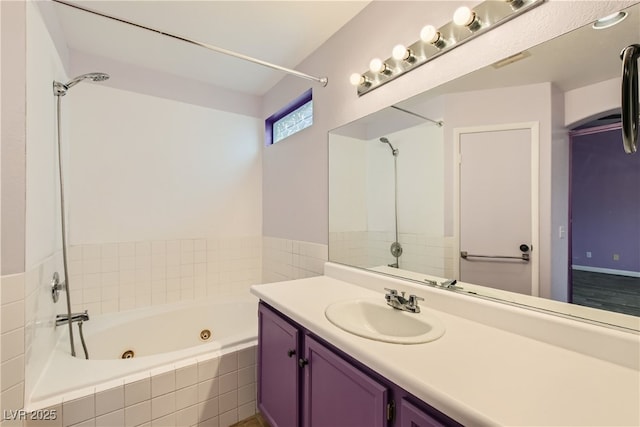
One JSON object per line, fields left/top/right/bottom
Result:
{"left": 384, "top": 288, "right": 424, "bottom": 313}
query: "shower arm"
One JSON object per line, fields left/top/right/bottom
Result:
{"left": 52, "top": 0, "right": 328, "bottom": 87}
{"left": 621, "top": 44, "right": 640, "bottom": 154}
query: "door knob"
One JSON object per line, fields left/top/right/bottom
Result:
{"left": 287, "top": 349, "right": 296, "bottom": 358}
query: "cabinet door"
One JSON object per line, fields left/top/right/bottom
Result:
{"left": 258, "top": 303, "right": 300, "bottom": 427}
{"left": 400, "top": 398, "right": 447, "bottom": 427}
{"left": 303, "top": 336, "right": 388, "bottom": 427}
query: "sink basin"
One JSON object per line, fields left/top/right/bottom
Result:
{"left": 325, "top": 298, "right": 445, "bottom": 344}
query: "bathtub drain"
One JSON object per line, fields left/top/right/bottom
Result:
{"left": 200, "top": 329, "right": 212, "bottom": 341}
{"left": 121, "top": 350, "right": 135, "bottom": 359}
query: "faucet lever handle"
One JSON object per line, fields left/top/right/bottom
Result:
{"left": 384, "top": 288, "right": 398, "bottom": 296}
{"left": 408, "top": 295, "right": 424, "bottom": 305}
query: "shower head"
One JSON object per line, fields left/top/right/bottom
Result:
{"left": 380, "top": 137, "right": 399, "bottom": 156}
{"left": 53, "top": 72, "right": 110, "bottom": 96}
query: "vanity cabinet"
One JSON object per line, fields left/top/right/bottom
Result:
{"left": 258, "top": 302, "right": 459, "bottom": 427}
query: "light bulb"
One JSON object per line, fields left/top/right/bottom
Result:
{"left": 453, "top": 6, "right": 476, "bottom": 27}
{"left": 392, "top": 44, "right": 410, "bottom": 61}
{"left": 369, "top": 58, "right": 386, "bottom": 74}
{"left": 349, "top": 73, "right": 364, "bottom": 86}
{"left": 420, "top": 25, "right": 439, "bottom": 44}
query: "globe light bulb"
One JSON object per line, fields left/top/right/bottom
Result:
{"left": 349, "top": 73, "right": 364, "bottom": 86}
{"left": 453, "top": 6, "right": 475, "bottom": 27}
{"left": 420, "top": 25, "right": 439, "bottom": 44}
{"left": 369, "top": 58, "right": 385, "bottom": 74}
{"left": 392, "top": 44, "right": 410, "bottom": 61}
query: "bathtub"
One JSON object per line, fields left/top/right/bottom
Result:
{"left": 27, "top": 295, "right": 259, "bottom": 410}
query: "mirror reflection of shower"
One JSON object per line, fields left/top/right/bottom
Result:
{"left": 53, "top": 72, "right": 110, "bottom": 358}
{"left": 380, "top": 137, "right": 403, "bottom": 268}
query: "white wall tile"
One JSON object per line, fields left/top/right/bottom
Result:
{"left": 95, "top": 409, "right": 124, "bottom": 427}
{"left": 218, "top": 391, "right": 237, "bottom": 414}
{"left": 62, "top": 395, "right": 95, "bottom": 427}
{"left": 1, "top": 300, "right": 25, "bottom": 333}
{"left": 237, "top": 402, "right": 255, "bottom": 422}
{"left": 2, "top": 328, "right": 24, "bottom": 362}
{"left": 197, "top": 378, "right": 219, "bottom": 403}
{"left": 95, "top": 385, "right": 124, "bottom": 417}
{"left": 151, "top": 371, "right": 175, "bottom": 398}
{"left": 175, "top": 385, "right": 198, "bottom": 411}
{"left": 125, "top": 378, "right": 151, "bottom": 406}
{"left": 237, "top": 384, "right": 255, "bottom": 406}
{"left": 218, "top": 409, "right": 237, "bottom": 427}
{"left": 1, "top": 355, "right": 25, "bottom": 392}
{"left": 218, "top": 373, "right": 237, "bottom": 395}
{"left": 151, "top": 391, "right": 175, "bottom": 420}
{"left": 219, "top": 354, "right": 237, "bottom": 375}
{"left": 1, "top": 274, "right": 24, "bottom": 304}
{"left": 197, "top": 397, "right": 218, "bottom": 423}
{"left": 125, "top": 401, "right": 151, "bottom": 427}
{"left": 175, "top": 405, "right": 197, "bottom": 427}
{"left": 197, "top": 357, "right": 220, "bottom": 382}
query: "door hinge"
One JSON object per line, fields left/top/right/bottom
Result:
{"left": 386, "top": 400, "right": 395, "bottom": 422}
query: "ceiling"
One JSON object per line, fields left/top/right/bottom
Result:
{"left": 52, "top": 1, "right": 371, "bottom": 95}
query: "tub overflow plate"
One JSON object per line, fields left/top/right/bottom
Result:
{"left": 200, "top": 329, "right": 212, "bottom": 341}
{"left": 121, "top": 350, "right": 135, "bottom": 359}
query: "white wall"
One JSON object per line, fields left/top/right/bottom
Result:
{"left": 68, "top": 85, "right": 262, "bottom": 244}
{"left": 328, "top": 134, "right": 367, "bottom": 233}
{"left": 262, "top": 0, "right": 635, "bottom": 245}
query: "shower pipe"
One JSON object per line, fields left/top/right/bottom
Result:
{"left": 52, "top": 0, "right": 328, "bottom": 87}
{"left": 380, "top": 137, "right": 402, "bottom": 268}
{"left": 53, "top": 73, "right": 110, "bottom": 358}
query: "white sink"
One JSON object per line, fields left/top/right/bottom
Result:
{"left": 325, "top": 298, "right": 445, "bottom": 344}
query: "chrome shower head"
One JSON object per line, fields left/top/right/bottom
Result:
{"left": 380, "top": 137, "right": 398, "bottom": 156}
{"left": 53, "top": 72, "right": 110, "bottom": 96}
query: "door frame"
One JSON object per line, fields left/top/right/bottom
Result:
{"left": 453, "top": 122, "right": 540, "bottom": 296}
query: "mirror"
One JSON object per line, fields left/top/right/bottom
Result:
{"left": 329, "top": 4, "right": 640, "bottom": 331}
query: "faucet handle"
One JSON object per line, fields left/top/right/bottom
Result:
{"left": 384, "top": 288, "right": 398, "bottom": 296}
{"left": 408, "top": 295, "right": 424, "bottom": 305}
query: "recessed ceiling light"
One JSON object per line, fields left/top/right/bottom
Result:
{"left": 592, "top": 11, "right": 627, "bottom": 30}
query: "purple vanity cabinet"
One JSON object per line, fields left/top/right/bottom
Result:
{"left": 258, "top": 302, "right": 461, "bottom": 427}
{"left": 258, "top": 303, "right": 301, "bottom": 427}
{"left": 303, "top": 336, "right": 388, "bottom": 427}
{"left": 399, "top": 398, "right": 448, "bottom": 427}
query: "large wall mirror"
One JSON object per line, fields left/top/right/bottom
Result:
{"left": 329, "top": 3, "right": 640, "bottom": 332}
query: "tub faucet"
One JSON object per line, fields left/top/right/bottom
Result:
{"left": 384, "top": 288, "right": 424, "bottom": 313}
{"left": 56, "top": 310, "right": 89, "bottom": 327}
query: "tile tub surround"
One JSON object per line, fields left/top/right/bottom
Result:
{"left": 66, "top": 237, "right": 262, "bottom": 315}
{"left": 23, "top": 346, "right": 257, "bottom": 427}
{"left": 262, "top": 237, "right": 327, "bottom": 283}
{"left": 329, "top": 231, "right": 454, "bottom": 277}
{"left": 1, "top": 273, "right": 27, "bottom": 427}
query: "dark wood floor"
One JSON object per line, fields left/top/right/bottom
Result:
{"left": 572, "top": 270, "right": 640, "bottom": 317}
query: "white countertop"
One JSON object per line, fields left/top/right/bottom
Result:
{"left": 251, "top": 274, "right": 640, "bottom": 427}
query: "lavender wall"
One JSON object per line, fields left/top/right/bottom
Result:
{"left": 571, "top": 126, "right": 640, "bottom": 274}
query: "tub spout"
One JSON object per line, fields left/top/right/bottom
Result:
{"left": 56, "top": 310, "right": 89, "bottom": 327}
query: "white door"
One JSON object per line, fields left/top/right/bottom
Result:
{"left": 454, "top": 123, "right": 539, "bottom": 296}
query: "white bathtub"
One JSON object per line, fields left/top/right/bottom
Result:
{"left": 27, "top": 295, "right": 258, "bottom": 408}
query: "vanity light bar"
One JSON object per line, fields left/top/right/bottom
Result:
{"left": 352, "top": 0, "right": 544, "bottom": 96}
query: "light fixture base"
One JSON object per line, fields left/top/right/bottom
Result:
{"left": 355, "top": 0, "right": 544, "bottom": 96}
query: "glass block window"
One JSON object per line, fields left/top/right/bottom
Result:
{"left": 265, "top": 89, "right": 313, "bottom": 145}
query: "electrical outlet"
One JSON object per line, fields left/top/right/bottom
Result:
{"left": 586, "top": 251, "right": 592, "bottom": 258}
{"left": 613, "top": 254, "right": 620, "bottom": 261}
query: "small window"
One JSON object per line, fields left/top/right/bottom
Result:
{"left": 265, "top": 89, "right": 313, "bottom": 145}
